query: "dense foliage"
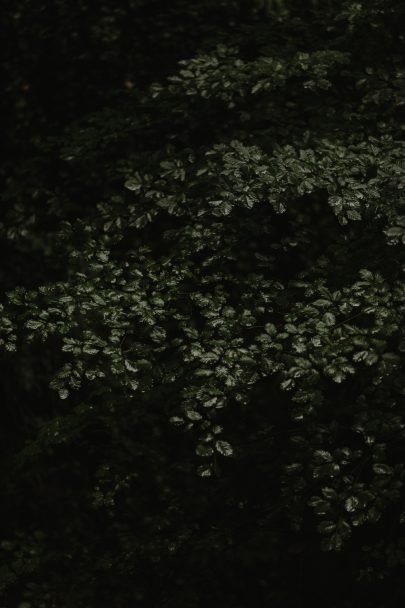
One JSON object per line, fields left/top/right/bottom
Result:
{"left": 2, "top": 1, "right": 405, "bottom": 606}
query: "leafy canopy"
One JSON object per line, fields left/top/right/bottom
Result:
{"left": 1, "top": 0, "right": 405, "bottom": 606}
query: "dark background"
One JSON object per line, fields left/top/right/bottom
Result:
{"left": 1, "top": 1, "right": 405, "bottom": 606}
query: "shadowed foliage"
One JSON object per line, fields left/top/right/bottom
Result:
{"left": 1, "top": 1, "right": 405, "bottom": 606}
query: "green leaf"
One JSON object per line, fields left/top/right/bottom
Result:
{"left": 372, "top": 463, "right": 393, "bottom": 475}
{"left": 344, "top": 496, "right": 360, "bottom": 512}
{"left": 186, "top": 410, "right": 203, "bottom": 421}
{"left": 313, "top": 450, "right": 333, "bottom": 463}
{"left": 323, "top": 312, "right": 336, "bottom": 326}
{"left": 215, "top": 440, "right": 233, "bottom": 457}
{"left": 317, "top": 521, "right": 336, "bottom": 534}
{"left": 197, "top": 465, "right": 212, "bottom": 477}
{"left": 196, "top": 444, "right": 214, "bottom": 457}
{"left": 169, "top": 416, "right": 185, "bottom": 426}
